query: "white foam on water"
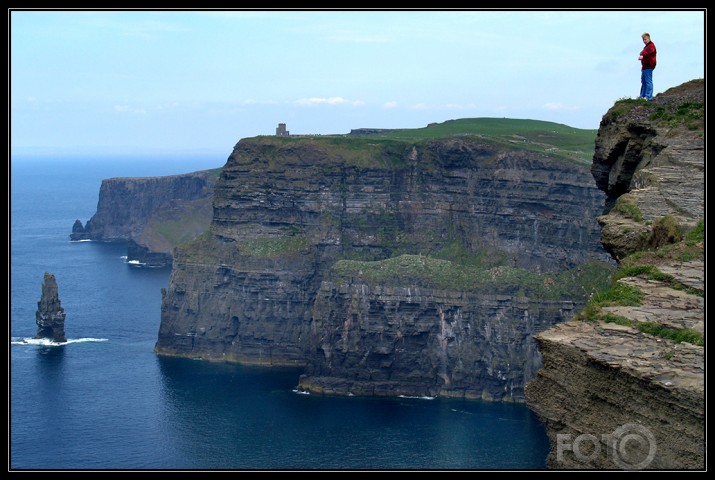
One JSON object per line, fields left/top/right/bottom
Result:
{"left": 398, "top": 395, "right": 435, "bottom": 400}
{"left": 11, "top": 337, "right": 108, "bottom": 346}
{"left": 292, "top": 389, "right": 311, "bottom": 395}
{"left": 451, "top": 408, "right": 473, "bottom": 415}
{"left": 120, "top": 255, "right": 128, "bottom": 260}
{"left": 70, "top": 239, "right": 92, "bottom": 243}
{"left": 126, "top": 260, "right": 145, "bottom": 266}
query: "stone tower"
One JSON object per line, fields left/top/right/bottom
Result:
{"left": 276, "top": 123, "right": 289, "bottom": 136}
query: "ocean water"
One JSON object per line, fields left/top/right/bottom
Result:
{"left": 10, "top": 155, "right": 550, "bottom": 470}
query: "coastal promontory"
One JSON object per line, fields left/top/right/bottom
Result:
{"left": 71, "top": 168, "right": 220, "bottom": 266}
{"left": 154, "top": 118, "right": 612, "bottom": 401}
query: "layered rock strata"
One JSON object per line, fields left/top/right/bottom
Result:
{"left": 156, "top": 126, "right": 611, "bottom": 400}
{"left": 525, "top": 79, "right": 704, "bottom": 469}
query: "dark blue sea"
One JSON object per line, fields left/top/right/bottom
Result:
{"left": 10, "top": 155, "right": 550, "bottom": 470}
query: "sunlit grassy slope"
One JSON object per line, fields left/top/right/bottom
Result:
{"left": 260, "top": 118, "right": 598, "bottom": 165}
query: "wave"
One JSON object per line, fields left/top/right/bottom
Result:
{"left": 451, "top": 408, "right": 474, "bottom": 415}
{"left": 120, "top": 255, "right": 128, "bottom": 260}
{"left": 70, "top": 239, "right": 92, "bottom": 243}
{"left": 11, "top": 337, "right": 108, "bottom": 346}
{"left": 398, "top": 395, "right": 436, "bottom": 400}
{"left": 126, "top": 260, "right": 146, "bottom": 266}
{"left": 292, "top": 388, "right": 311, "bottom": 395}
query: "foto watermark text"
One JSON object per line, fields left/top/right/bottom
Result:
{"left": 557, "top": 423, "right": 656, "bottom": 470}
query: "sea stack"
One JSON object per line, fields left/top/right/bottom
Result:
{"left": 69, "top": 219, "right": 90, "bottom": 241}
{"left": 35, "top": 272, "right": 67, "bottom": 343}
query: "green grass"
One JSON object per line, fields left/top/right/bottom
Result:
{"left": 175, "top": 230, "right": 226, "bottom": 264}
{"left": 577, "top": 252, "right": 704, "bottom": 346}
{"left": 677, "top": 246, "right": 703, "bottom": 262}
{"left": 243, "top": 135, "right": 414, "bottom": 170}
{"left": 620, "top": 217, "right": 704, "bottom": 265}
{"left": 609, "top": 96, "right": 704, "bottom": 131}
{"left": 609, "top": 97, "right": 650, "bottom": 118}
{"left": 600, "top": 315, "right": 704, "bottom": 346}
{"left": 330, "top": 254, "right": 613, "bottom": 300}
{"left": 685, "top": 219, "right": 704, "bottom": 245}
{"left": 238, "top": 236, "right": 311, "bottom": 258}
{"left": 674, "top": 219, "right": 706, "bottom": 262}
{"left": 176, "top": 233, "right": 313, "bottom": 263}
{"left": 250, "top": 118, "right": 597, "bottom": 165}
{"left": 636, "top": 322, "right": 704, "bottom": 346}
{"left": 601, "top": 313, "right": 633, "bottom": 326}
{"left": 147, "top": 209, "right": 211, "bottom": 248}
{"left": 431, "top": 240, "right": 506, "bottom": 269}
{"left": 608, "top": 96, "right": 703, "bottom": 131}
{"left": 616, "top": 264, "right": 703, "bottom": 296}
{"left": 576, "top": 272, "right": 644, "bottom": 323}
{"left": 649, "top": 101, "right": 704, "bottom": 130}
{"left": 613, "top": 197, "right": 644, "bottom": 222}
{"left": 590, "top": 281, "right": 645, "bottom": 307}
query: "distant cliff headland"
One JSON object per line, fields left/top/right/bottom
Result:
{"left": 525, "top": 79, "right": 704, "bottom": 469}
{"left": 71, "top": 168, "right": 221, "bottom": 265}
{"left": 146, "top": 117, "right": 613, "bottom": 402}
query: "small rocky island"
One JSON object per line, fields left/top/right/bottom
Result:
{"left": 69, "top": 219, "right": 90, "bottom": 241}
{"left": 35, "top": 272, "right": 67, "bottom": 343}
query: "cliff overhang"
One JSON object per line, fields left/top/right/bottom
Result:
{"left": 525, "top": 79, "right": 704, "bottom": 469}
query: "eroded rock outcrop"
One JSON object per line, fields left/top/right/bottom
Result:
{"left": 590, "top": 79, "right": 704, "bottom": 260}
{"left": 525, "top": 79, "right": 705, "bottom": 469}
{"left": 156, "top": 120, "right": 612, "bottom": 400}
{"left": 70, "top": 219, "right": 90, "bottom": 241}
{"left": 35, "top": 272, "right": 67, "bottom": 343}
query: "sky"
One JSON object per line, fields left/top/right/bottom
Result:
{"left": 10, "top": 9, "right": 706, "bottom": 157}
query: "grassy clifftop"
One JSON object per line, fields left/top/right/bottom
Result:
{"left": 250, "top": 118, "right": 598, "bottom": 165}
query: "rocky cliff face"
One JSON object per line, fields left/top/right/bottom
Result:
{"left": 156, "top": 123, "right": 612, "bottom": 400}
{"left": 71, "top": 169, "right": 218, "bottom": 265}
{"left": 590, "top": 80, "right": 704, "bottom": 260}
{"left": 35, "top": 272, "right": 66, "bottom": 343}
{"left": 525, "top": 80, "right": 704, "bottom": 469}
{"left": 300, "top": 276, "right": 578, "bottom": 401}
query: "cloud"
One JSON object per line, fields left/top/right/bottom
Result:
{"left": 383, "top": 101, "right": 398, "bottom": 109}
{"left": 543, "top": 102, "right": 581, "bottom": 111}
{"left": 294, "top": 96, "right": 365, "bottom": 107}
{"left": 407, "top": 102, "right": 480, "bottom": 111}
{"left": 113, "top": 104, "right": 146, "bottom": 115}
{"left": 241, "top": 99, "right": 280, "bottom": 106}
{"left": 444, "top": 102, "right": 478, "bottom": 110}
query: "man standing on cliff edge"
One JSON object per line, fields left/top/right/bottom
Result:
{"left": 638, "top": 32, "right": 657, "bottom": 100}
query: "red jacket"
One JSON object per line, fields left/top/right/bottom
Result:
{"left": 640, "top": 42, "right": 657, "bottom": 70}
